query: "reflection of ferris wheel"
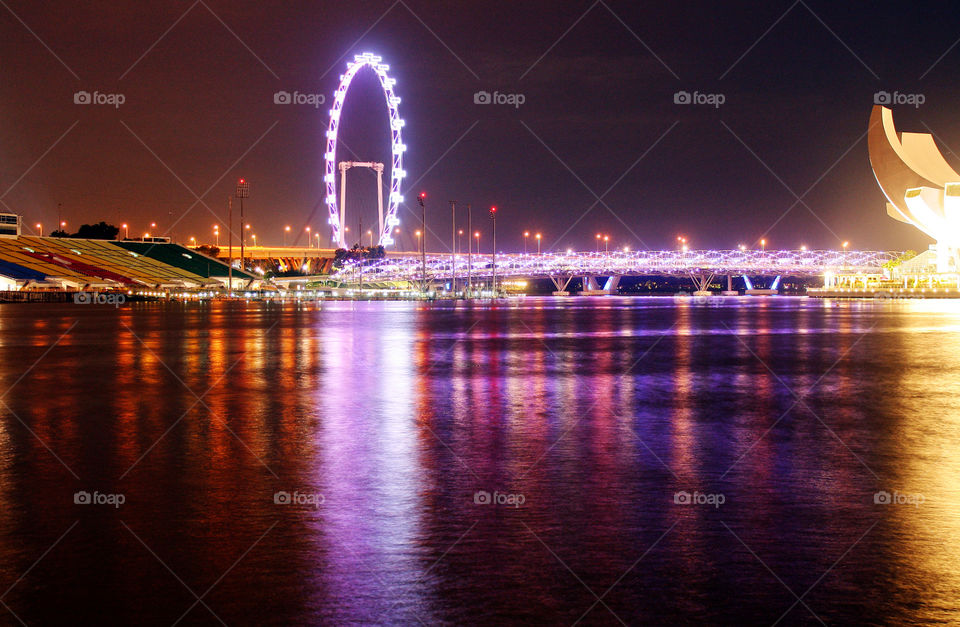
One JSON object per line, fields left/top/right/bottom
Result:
{"left": 324, "top": 52, "right": 406, "bottom": 248}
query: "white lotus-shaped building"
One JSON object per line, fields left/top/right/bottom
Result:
{"left": 868, "top": 105, "right": 960, "bottom": 272}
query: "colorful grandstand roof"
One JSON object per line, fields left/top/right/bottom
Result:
{"left": 0, "top": 236, "right": 255, "bottom": 288}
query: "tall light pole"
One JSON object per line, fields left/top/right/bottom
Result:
{"left": 305, "top": 226, "right": 311, "bottom": 249}
{"left": 760, "top": 238, "right": 766, "bottom": 252}
{"left": 227, "top": 196, "right": 233, "bottom": 294}
{"left": 474, "top": 230, "right": 481, "bottom": 292}
{"left": 418, "top": 192, "right": 427, "bottom": 294}
{"left": 449, "top": 200, "right": 457, "bottom": 297}
{"left": 467, "top": 204, "right": 472, "bottom": 297}
{"left": 596, "top": 233, "right": 601, "bottom": 253}
{"left": 284, "top": 225, "right": 290, "bottom": 246}
{"left": 490, "top": 206, "right": 497, "bottom": 297}
{"left": 214, "top": 225, "right": 220, "bottom": 247}
{"left": 604, "top": 235, "right": 609, "bottom": 254}
{"left": 536, "top": 232, "right": 542, "bottom": 255}
{"left": 524, "top": 231, "right": 530, "bottom": 254}
{"left": 36, "top": 223, "right": 42, "bottom": 237}
{"left": 121, "top": 223, "right": 128, "bottom": 239}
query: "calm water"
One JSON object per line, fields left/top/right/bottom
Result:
{"left": 1, "top": 297, "right": 959, "bottom": 625}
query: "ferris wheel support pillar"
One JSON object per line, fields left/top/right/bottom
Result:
{"left": 339, "top": 164, "right": 348, "bottom": 248}
{"left": 376, "top": 165, "right": 384, "bottom": 238}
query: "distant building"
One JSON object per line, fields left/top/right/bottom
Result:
{"left": 0, "top": 213, "right": 21, "bottom": 238}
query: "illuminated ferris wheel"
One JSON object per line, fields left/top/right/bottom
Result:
{"left": 324, "top": 52, "right": 406, "bottom": 248}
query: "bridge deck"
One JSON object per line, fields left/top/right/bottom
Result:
{"left": 332, "top": 250, "right": 896, "bottom": 282}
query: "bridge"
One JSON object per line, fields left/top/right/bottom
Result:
{"left": 330, "top": 249, "right": 896, "bottom": 293}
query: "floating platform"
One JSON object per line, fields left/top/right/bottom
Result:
{"left": 745, "top": 289, "right": 778, "bottom": 296}
{"left": 721, "top": 290, "right": 740, "bottom": 296}
{"left": 552, "top": 291, "right": 570, "bottom": 296}
{"left": 581, "top": 289, "right": 612, "bottom": 296}
{"left": 808, "top": 287, "right": 960, "bottom": 299}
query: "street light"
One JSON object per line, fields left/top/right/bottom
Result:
{"left": 36, "top": 223, "right": 42, "bottom": 237}
{"left": 536, "top": 232, "right": 542, "bottom": 255}
{"left": 189, "top": 236, "right": 196, "bottom": 247}
{"left": 760, "top": 238, "right": 766, "bottom": 252}
{"left": 284, "top": 225, "right": 290, "bottom": 246}
{"left": 305, "top": 226, "right": 311, "bottom": 248}
{"left": 213, "top": 225, "right": 220, "bottom": 247}
{"left": 474, "top": 231, "right": 480, "bottom": 256}
{"left": 842, "top": 240, "right": 849, "bottom": 250}
{"left": 596, "top": 233, "right": 601, "bottom": 252}
{"left": 604, "top": 234, "right": 609, "bottom": 253}
{"left": 523, "top": 231, "right": 530, "bottom": 254}
{"left": 800, "top": 245, "right": 807, "bottom": 251}
{"left": 121, "top": 223, "right": 128, "bottom": 239}
{"left": 252, "top": 234, "right": 257, "bottom": 247}
{"left": 367, "top": 229, "right": 373, "bottom": 247}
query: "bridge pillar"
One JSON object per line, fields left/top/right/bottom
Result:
{"left": 550, "top": 275, "right": 574, "bottom": 296}
{"left": 721, "top": 274, "right": 738, "bottom": 296}
{"left": 603, "top": 275, "right": 621, "bottom": 292}
{"left": 689, "top": 272, "right": 715, "bottom": 294}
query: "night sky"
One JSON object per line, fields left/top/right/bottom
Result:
{"left": 2, "top": 1, "right": 959, "bottom": 253}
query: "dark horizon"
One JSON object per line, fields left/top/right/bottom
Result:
{"left": 2, "top": 1, "right": 958, "bottom": 252}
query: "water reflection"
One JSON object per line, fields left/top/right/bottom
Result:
{"left": 0, "top": 297, "right": 958, "bottom": 623}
